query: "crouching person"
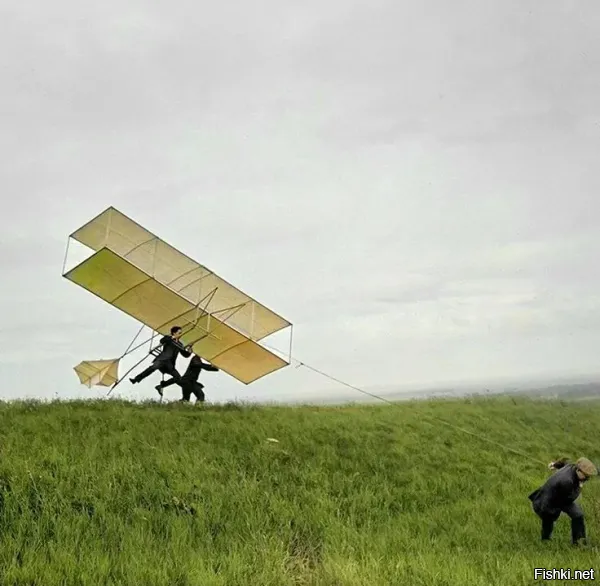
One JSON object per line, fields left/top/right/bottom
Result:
{"left": 528, "top": 457, "right": 597, "bottom": 545}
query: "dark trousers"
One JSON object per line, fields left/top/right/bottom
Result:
{"left": 133, "top": 362, "right": 183, "bottom": 386}
{"left": 536, "top": 502, "right": 586, "bottom": 543}
{"left": 183, "top": 381, "right": 205, "bottom": 402}
{"left": 158, "top": 376, "right": 205, "bottom": 402}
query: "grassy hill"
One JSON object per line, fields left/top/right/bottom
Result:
{"left": 0, "top": 395, "right": 599, "bottom": 585}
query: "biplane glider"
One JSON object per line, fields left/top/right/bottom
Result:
{"left": 61, "top": 207, "right": 293, "bottom": 393}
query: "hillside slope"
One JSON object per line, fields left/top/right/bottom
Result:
{"left": 0, "top": 396, "right": 599, "bottom": 585}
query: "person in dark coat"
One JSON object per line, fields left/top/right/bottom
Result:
{"left": 528, "top": 457, "right": 597, "bottom": 545}
{"left": 156, "top": 354, "right": 219, "bottom": 402}
{"left": 129, "top": 326, "right": 191, "bottom": 396}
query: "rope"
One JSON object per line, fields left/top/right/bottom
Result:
{"left": 264, "top": 345, "right": 547, "bottom": 467}
{"left": 110, "top": 325, "right": 544, "bottom": 466}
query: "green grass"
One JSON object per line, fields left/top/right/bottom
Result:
{"left": 0, "top": 395, "right": 599, "bottom": 585}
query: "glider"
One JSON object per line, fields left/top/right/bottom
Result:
{"left": 62, "top": 206, "right": 293, "bottom": 392}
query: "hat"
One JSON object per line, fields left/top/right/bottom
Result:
{"left": 576, "top": 458, "right": 598, "bottom": 478}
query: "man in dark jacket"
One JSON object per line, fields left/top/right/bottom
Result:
{"left": 129, "top": 326, "right": 191, "bottom": 396}
{"left": 528, "top": 457, "right": 597, "bottom": 545}
{"left": 156, "top": 354, "right": 219, "bottom": 402}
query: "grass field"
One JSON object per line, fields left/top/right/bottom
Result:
{"left": 0, "top": 395, "right": 599, "bottom": 585}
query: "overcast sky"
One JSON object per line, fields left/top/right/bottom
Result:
{"left": 1, "top": 0, "right": 599, "bottom": 404}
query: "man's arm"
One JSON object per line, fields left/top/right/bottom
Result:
{"left": 195, "top": 357, "right": 218, "bottom": 371}
{"left": 167, "top": 336, "right": 190, "bottom": 353}
{"left": 154, "top": 335, "right": 172, "bottom": 353}
{"left": 549, "top": 458, "right": 569, "bottom": 470}
{"left": 161, "top": 336, "right": 191, "bottom": 357}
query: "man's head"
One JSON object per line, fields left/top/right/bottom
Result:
{"left": 170, "top": 326, "right": 183, "bottom": 339}
{"left": 575, "top": 457, "right": 597, "bottom": 482}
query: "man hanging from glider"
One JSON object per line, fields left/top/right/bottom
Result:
{"left": 528, "top": 456, "right": 597, "bottom": 546}
{"left": 155, "top": 354, "right": 219, "bottom": 403}
{"left": 129, "top": 325, "right": 191, "bottom": 396}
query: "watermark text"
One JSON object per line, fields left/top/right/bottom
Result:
{"left": 534, "top": 568, "right": 595, "bottom": 581}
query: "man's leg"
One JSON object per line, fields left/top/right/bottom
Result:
{"left": 541, "top": 515, "right": 555, "bottom": 540}
{"left": 180, "top": 380, "right": 193, "bottom": 402}
{"left": 157, "top": 377, "right": 179, "bottom": 390}
{"left": 154, "top": 365, "right": 183, "bottom": 397}
{"left": 192, "top": 382, "right": 205, "bottom": 403}
{"left": 531, "top": 499, "right": 557, "bottom": 541}
{"left": 130, "top": 363, "right": 159, "bottom": 384}
{"left": 563, "top": 502, "right": 586, "bottom": 544}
